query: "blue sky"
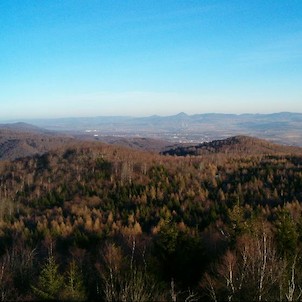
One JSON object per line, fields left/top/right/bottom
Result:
{"left": 1, "top": 0, "right": 302, "bottom": 119}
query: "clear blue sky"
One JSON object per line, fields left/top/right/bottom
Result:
{"left": 1, "top": 0, "right": 302, "bottom": 119}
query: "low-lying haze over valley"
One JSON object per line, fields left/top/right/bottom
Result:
{"left": 19, "top": 111, "right": 302, "bottom": 146}
{"left": 1, "top": 111, "right": 302, "bottom": 161}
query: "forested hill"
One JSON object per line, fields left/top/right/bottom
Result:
{"left": 0, "top": 123, "right": 75, "bottom": 161}
{"left": 161, "top": 135, "right": 302, "bottom": 156}
{"left": 1, "top": 138, "right": 302, "bottom": 300}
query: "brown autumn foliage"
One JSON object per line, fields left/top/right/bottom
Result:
{"left": 0, "top": 136, "right": 302, "bottom": 300}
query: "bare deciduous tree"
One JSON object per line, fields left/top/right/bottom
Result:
{"left": 98, "top": 241, "right": 159, "bottom": 302}
{"left": 204, "top": 228, "right": 291, "bottom": 301}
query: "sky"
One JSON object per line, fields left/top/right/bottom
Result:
{"left": 1, "top": 0, "right": 302, "bottom": 120}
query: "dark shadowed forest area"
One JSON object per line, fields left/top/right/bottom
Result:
{"left": 1, "top": 137, "right": 302, "bottom": 301}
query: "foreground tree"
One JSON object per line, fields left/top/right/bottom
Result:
{"left": 61, "top": 260, "right": 87, "bottom": 301}
{"left": 32, "top": 253, "right": 64, "bottom": 300}
{"left": 98, "top": 242, "right": 160, "bottom": 302}
{"left": 204, "top": 223, "right": 302, "bottom": 302}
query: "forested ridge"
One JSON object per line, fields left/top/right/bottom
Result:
{"left": 1, "top": 137, "right": 302, "bottom": 301}
{"left": 161, "top": 135, "right": 302, "bottom": 156}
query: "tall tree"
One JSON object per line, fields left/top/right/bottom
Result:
{"left": 32, "top": 253, "right": 64, "bottom": 300}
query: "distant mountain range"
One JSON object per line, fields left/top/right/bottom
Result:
{"left": 1, "top": 112, "right": 302, "bottom": 161}
{"left": 1, "top": 119, "right": 302, "bottom": 161}
{"left": 17, "top": 112, "right": 302, "bottom": 146}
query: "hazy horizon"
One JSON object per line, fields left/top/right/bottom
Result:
{"left": 1, "top": 110, "right": 302, "bottom": 125}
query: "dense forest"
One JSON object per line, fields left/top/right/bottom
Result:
{"left": 1, "top": 137, "right": 302, "bottom": 301}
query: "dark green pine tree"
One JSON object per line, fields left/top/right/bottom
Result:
{"left": 32, "top": 254, "right": 64, "bottom": 301}
{"left": 275, "top": 210, "right": 298, "bottom": 257}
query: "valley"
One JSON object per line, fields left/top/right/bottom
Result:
{"left": 20, "top": 112, "right": 302, "bottom": 146}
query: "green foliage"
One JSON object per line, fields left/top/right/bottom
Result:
{"left": 95, "top": 158, "right": 112, "bottom": 179}
{"left": 155, "top": 220, "right": 179, "bottom": 257}
{"left": 33, "top": 190, "right": 64, "bottom": 209}
{"left": 32, "top": 254, "right": 64, "bottom": 300}
{"left": 153, "top": 221, "right": 205, "bottom": 286}
{"left": 227, "top": 203, "right": 249, "bottom": 241}
{"left": 63, "top": 148, "right": 77, "bottom": 160}
{"left": 36, "top": 153, "right": 50, "bottom": 171}
{"left": 275, "top": 210, "right": 298, "bottom": 257}
{"left": 61, "top": 260, "right": 86, "bottom": 301}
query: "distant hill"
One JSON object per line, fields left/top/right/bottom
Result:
{"left": 0, "top": 123, "right": 75, "bottom": 161}
{"left": 161, "top": 135, "right": 302, "bottom": 156}
{"left": 21, "top": 112, "right": 302, "bottom": 146}
{"left": 0, "top": 123, "right": 180, "bottom": 160}
{"left": 0, "top": 122, "right": 54, "bottom": 134}
{"left": 73, "top": 134, "right": 180, "bottom": 153}
{"left": 2, "top": 120, "right": 302, "bottom": 161}
{"left": 94, "top": 136, "right": 177, "bottom": 153}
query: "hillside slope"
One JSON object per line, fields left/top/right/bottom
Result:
{"left": 0, "top": 124, "right": 76, "bottom": 160}
{"left": 161, "top": 135, "right": 302, "bottom": 156}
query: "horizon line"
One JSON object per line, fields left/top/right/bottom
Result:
{"left": 1, "top": 111, "right": 302, "bottom": 123}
